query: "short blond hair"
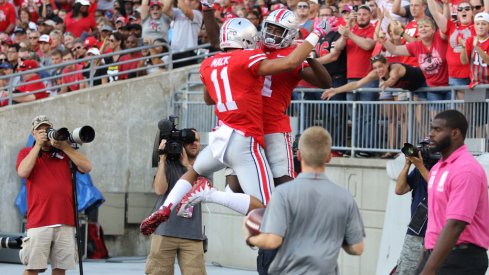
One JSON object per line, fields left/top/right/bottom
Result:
{"left": 417, "top": 17, "right": 436, "bottom": 29}
{"left": 298, "top": 126, "right": 332, "bottom": 168}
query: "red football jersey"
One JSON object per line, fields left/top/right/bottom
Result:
{"left": 406, "top": 31, "right": 449, "bottom": 87}
{"left": 262, "top": 47, "right": 308, "bottom": 134}
{"left": 466, "top": 36, "right": 489, "bottom": 86}
{"left": 445, "top": 20, "right": 474, "bottom": 78}
{"left": 401, "top": 19, "right": 421, "bottom": 67}
{"left": 200, "top": 49, "right": 267, "bottom": 146}
{"left": 346, "top": 24, "right": 375, "bottom": 78}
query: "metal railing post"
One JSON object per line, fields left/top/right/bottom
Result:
{"left": 7, "top": 80, "right": 13, "bottom": 106}
{"left": 299, "top": 91, "right": 305, "bottom": 133}
{"left": 407, "top": 94, "right": 413, "bottom": 144}
{"left": 351, "top": 101, "right": 357, "bottom": 156}
{"left": 89, "top": 59, "right": 95, "bottom": 88}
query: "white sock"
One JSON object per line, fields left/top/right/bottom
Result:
{"left": 160, "top": 179, "right": 192, "bottom": 210}
{"left": 224, "top": 185, "right": 235, "bottom": 193}
{"left": 205, "top": 190, "right": 250, "bottom": 215}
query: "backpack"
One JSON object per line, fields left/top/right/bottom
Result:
{"left": 87, "top": 222, "right": 109, "bottom": 259}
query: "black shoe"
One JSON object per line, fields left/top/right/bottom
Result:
{"left": 355, "top": 151, "right": 373, "bottom": 158}
{"left": 380, "top": 152, "right": 398, "bottom": 159}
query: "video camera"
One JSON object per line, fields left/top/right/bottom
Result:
{"left": 46, "top": 126, "right": 96, "bottom": 145}
{"left": 401, "top": 138, "right": 441, "bottom": 168}
{"left": 152, "top": 116, "right": 196, "bottom": 166}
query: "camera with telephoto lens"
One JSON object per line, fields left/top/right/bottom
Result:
{"left": 46, "top": 126, "right": 95, "bottom": 145}
{"left": 152, "top": 116, "right": 196, "bottom": 166}
{"left": 0, "top": 235, "right": 23, "bottom": 249}
{"left": 401, "top": 138, "right": 441, "bottom": 168}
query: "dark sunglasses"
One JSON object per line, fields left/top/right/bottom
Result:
{"left": 473, "top": 5, "right": 482, "bottom": 10}
{"left": 457, "top": 6, "right": 472, "bottom": 11}
{"left": 0, "top": 58, "right": 7, "bottom": 62}
{"left": 71, "top": 46, "right": 82, "bottom": 52}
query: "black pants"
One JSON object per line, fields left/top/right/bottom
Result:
{"left": 257, "top": 248, "right": 278, "bottom": 275}
{"left": 415, "top": 244, "right": 488, "bottom": 275}
{"left": 172, "top": 50, "right": 197, "bottom": 69}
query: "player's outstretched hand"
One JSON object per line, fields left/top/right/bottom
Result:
{"left": 312, "top": 19, "right": 331, "bottom": 38}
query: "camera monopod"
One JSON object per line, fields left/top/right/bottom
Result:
{"left": 68, "top": 125, "right": 95, "bottom": 275}
{"left": 70, "top": 161, "right": 84, "bottom": 275}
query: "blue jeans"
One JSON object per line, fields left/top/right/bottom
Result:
{"left": 448, "top": 77, "right": 470, "bottom": 86}
{"left": 413, "top": 80, "right": 428, "bottom": 101}
{"left": 347, "top": 78, "right": 379, "bottom": 148}
{"left": 427, "top": 90, "right": 452, "bottom": 101}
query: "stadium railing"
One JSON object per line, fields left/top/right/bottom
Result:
{"left": 0, "top": 43, "right": 214, "bottom": 106}
{"left": 174, "top": 80, "right": 489, "bottom": 156}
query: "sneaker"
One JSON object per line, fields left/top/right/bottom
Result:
{"left": 331, "top": 151, "right": 343, "bottom": 157}
{"left": 177, "top": 177, "right": 215, "bottom": 218}
{"left": 140, "top": 204, "right": 172, "bottom": 235}
{"left": 380, "top": 152, "right": 399, "bottom": 159}
{"left": 354, "top": 151, "right": 373, "bottom": 158}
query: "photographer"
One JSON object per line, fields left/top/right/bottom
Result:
{"left": 144, "top": 129, "right": 207, "bottom": 275}
{"left": 394, "top": 141, "right": 432, "bottom": 275}
{"left": 15, "top": 115, "right": 92, "bottom": 275}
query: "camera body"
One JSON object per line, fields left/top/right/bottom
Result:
{"left": 401, "top": 139, "right": 441, "bottom": 168}
{"left": 152, "top": 116, "right": 196, "bottom": 166}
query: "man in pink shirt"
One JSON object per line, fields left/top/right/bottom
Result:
{"left": 417, "top": 109, "right": 489, "bottom": 275}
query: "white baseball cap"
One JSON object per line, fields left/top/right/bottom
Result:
{"left": 76, "top": 0, "right": 90, "bottom": 6}
{"left": 474, "top": 12, "right": 489, "bottom": 23}
{"left": 87, "top": 47, "right": 100, "bottom": 56}
{"left": 38, "top": 34, "right": 50, "bottom": 43}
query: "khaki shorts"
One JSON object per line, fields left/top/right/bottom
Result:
{"left": 19, "top": 225, "right": 78, "bottom": 271}
{"left": 145, "top": 235, "right": 206, "bottom": 275}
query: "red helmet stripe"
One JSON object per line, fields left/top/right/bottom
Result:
{"left": 221, "top": 19, "right": 232, "bottom": 43}
{"left": 274, "top": 9, "right": 287, "bottom": 23}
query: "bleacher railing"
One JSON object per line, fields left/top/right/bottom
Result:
{"left": 0, "top": 43, "right": 213, "bottom": 106}
{"left": 174, "top": 79, "right": 489, "bottom": 155}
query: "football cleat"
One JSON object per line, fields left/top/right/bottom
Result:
{"left": 140, "top": 204, "right": 172, "bottom": 235}
{"left": 177, "top": 178, "right": 215, "bottom": 217}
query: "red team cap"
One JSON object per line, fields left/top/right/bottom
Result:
{"left": 18, "top": 60, "right": 39, "bottom": 71}
{"left": 84, "top": 37, "right": 98, "bottom": 49}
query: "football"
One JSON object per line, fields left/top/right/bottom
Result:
{"left": 244, "top": 208, "right": 266, "bottom": 236}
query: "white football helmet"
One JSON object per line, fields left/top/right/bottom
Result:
{"left": 219, "top": 18, "right": 259, "bottom": 50}
{"left": 261, "top": 8, "right": 299, "bottom": 49}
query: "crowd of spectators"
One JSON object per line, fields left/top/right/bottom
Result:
{"left": 0, "top": 0, "right": 488, "bottom": 157}
{"left": 0, "top": 0, "right": 207, "bottom": 106}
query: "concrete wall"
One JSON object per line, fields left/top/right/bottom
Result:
{"left": 0, "top": 65, "right": 196, "bottom": 233}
